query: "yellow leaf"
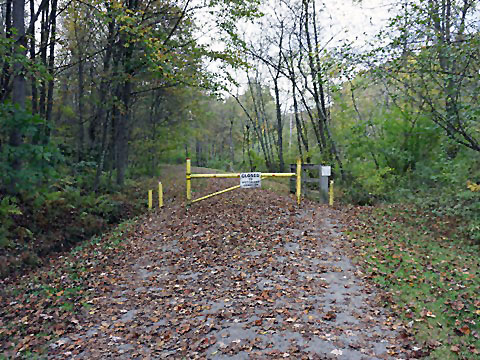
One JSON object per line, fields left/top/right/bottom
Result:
{"left": 467, "top": 180, "right": 480, "bottom": 192}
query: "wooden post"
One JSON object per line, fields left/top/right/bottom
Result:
{"left": 318, "top": 164, "right": 322, "bottom": 199}
{"left": 289, "top": 164, "right": 295, "bottom": 194}
{"left": 296, "top": 157, "right": 301, "bottom": 205}
{"left": 320, "top": 164, "right": 329, "bottom": 204}
{"left": 186, "top": 158, "right": 191, "bottom": 203}
{"left": 329, "top": 180, "right": 334, "bottom": 206}
{"left": 148, "top": 190, "right": 153, "bottom": 210}
{"left": 158, "top": 182, "right": 163, "bottom": 208}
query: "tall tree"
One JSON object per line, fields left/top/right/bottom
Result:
{"left": 8, "top": 0, "right": 26, "bottom": 193}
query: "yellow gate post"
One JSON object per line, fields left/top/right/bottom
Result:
{"left": 296, "top": 157, "right": 302, "bottom": 205}
{"left": 158, "top": 182, "right": 163, "bottom": 208}
{"left": 186, "top": 158, "right": 191, "bottom": 203}
{"left": 148, "top": 190, "right": 153, "bottom": 210}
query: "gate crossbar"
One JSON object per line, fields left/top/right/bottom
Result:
{"left": 190, "top": 173, "right": 295, "bottom": 178}
{"left": 186, "top": 159, "right": 302, "bottom": 205}
{"left": 190, "top": 184, "right": 241, "bottom": 203}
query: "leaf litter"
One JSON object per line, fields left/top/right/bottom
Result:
{"left": 1, "top": 177, "right": 417, "bottom": 359}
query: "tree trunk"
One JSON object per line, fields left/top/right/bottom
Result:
{"left": 93, "top": 5, "right": 115, "bottom": 189}
{"left": 93, "top": 111, "right": 110, "bottom": 192}
{"left": 1, "top": 0, "right": 12, "bottom": 101}
{"left": 39, "top": 3, "right": 48, "bottom": 117}
{"left": 256, "top": 82, "right": 275, "bottom": 168}
{"left": 115, "top": 0, "right": 138, "bottom": 187}
{"left": 302, "top": 0, "right": 327, "bottom": 150}
{"left": 291, "top": 76, "right": 309, "bottom": 160}
{"left": 273, "top": 76, "right": 285, "bottom": 172}
{"left": 115, "top": 81, "right": 130, "bottom": 186}
{"left": 8, "top": 0, "right": 26, "bottom": 194}
{"left": 245, "top": 77, "right": 274, "bottom": 171}
{"left": 29, "top": 0, "right": 37, "bottom": 114}
{"left": 87, "top": 65, "right": 97, "bottom": 148}
{"left": 11, "top": 0, "right": 25, "bottom": 107}
{"left": 77, "top": 54, "right": 85, "bottom": 159}
{"left": 229, "top": 118, "right": 235, "bottom": 164}
{"left": 45, "top": 0, "right": 57, "bottom": 127}
{"left": 11, "top": 0, "right": 25, "bottom": 109}
{"left": 246, "top": 125, "right": 254, "bottom": 171}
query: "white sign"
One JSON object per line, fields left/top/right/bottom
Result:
{"left": 321, "top": 166, "right": 331, "bottom": 177}
{"left": 240, "top": 172, "right": 261, "bottom": 188}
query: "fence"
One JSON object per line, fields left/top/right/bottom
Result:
{"left": 290, "top": 163, "right": 333, "bottom": 204}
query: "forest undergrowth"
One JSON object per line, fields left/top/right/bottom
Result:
{"left": 0, "top": 170, "right": 171, "bottom": 279}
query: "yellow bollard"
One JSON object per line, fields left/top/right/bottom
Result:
{"left": 186, "top": 158, "right": 192, "bottom": 202}
{"left": 296, "top": 157, "right": 302, "bottom": 205}
{"left": 329, "top": 180, "right": 334, "bottom": 206}
{"left": 158, "top": 182, "right": 163, "bottom": 208}
{"left": 148, "top": 190, "right": 153, "bottom": 210}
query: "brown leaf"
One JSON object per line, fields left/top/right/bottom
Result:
{"left": 322, "top": 311, "right": 336, "bottom": 321}
{"left": 458, "top": 325, "right": 471, "bottom": 336}
{"left": 451, "top": 301, "right": 465, "bottom": 311}
{"left": 450, "top": 345, "right": 460, "bottom": 353}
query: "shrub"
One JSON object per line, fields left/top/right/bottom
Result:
{"left": 0, "top": 104, "right": 63, "bottom": 194}
{"left": 0, "top": 196, "right": 22, "bottom": 249}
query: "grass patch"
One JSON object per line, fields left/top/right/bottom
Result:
{"left": 345, "top": 204, "right": 480, "bottom": 359}
{"left": 262, "top": 177, "right": 290, "bottom": 194}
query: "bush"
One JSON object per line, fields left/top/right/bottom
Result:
{"left": 0, "top": 103, "right": 63, "bottom": 194}
{"left": 0, "top": 196, "right": 22, "bottom": 249}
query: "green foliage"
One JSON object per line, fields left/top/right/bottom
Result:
{"left": 0, "top": 103, "right": 63, "bottom": 193}
{"left": 369, "top": 0, "right": 480, "bottom": 153}
{"left": 0, "top": 167, "right": 147, "bottom": 278}
{"left": 332, "top": 79, "right": 435, "bottom": 203}
{"left": 244, "top": 149, "right": 268, "bottom": 172}
{"left": 342, "top": 165, "right": 394, "bottom": 205}
{"left": 0, "top": 197, "right": 22, "bottom": 248}
{"left": 406, "top": 155, "right": 480, "bottom": 243}
{"left": 322, "top": 0, "right": 479, "bottom": 213}
{"left": 330, "top": 67, "right": 479, "bottom": 215}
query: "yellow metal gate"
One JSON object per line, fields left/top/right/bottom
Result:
{"left": 186, "top": 158, "right": 302, "bottom": 205}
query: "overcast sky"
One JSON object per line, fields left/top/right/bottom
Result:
{"left": 322, "top": 0, "right": 393, "bottom": 48}
{"left": 193, "top": 0, "right": 396, "bottom": 96}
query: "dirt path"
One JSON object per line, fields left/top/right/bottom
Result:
{"left": 45, "top": 178, "right": 411, "bottom": 359}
